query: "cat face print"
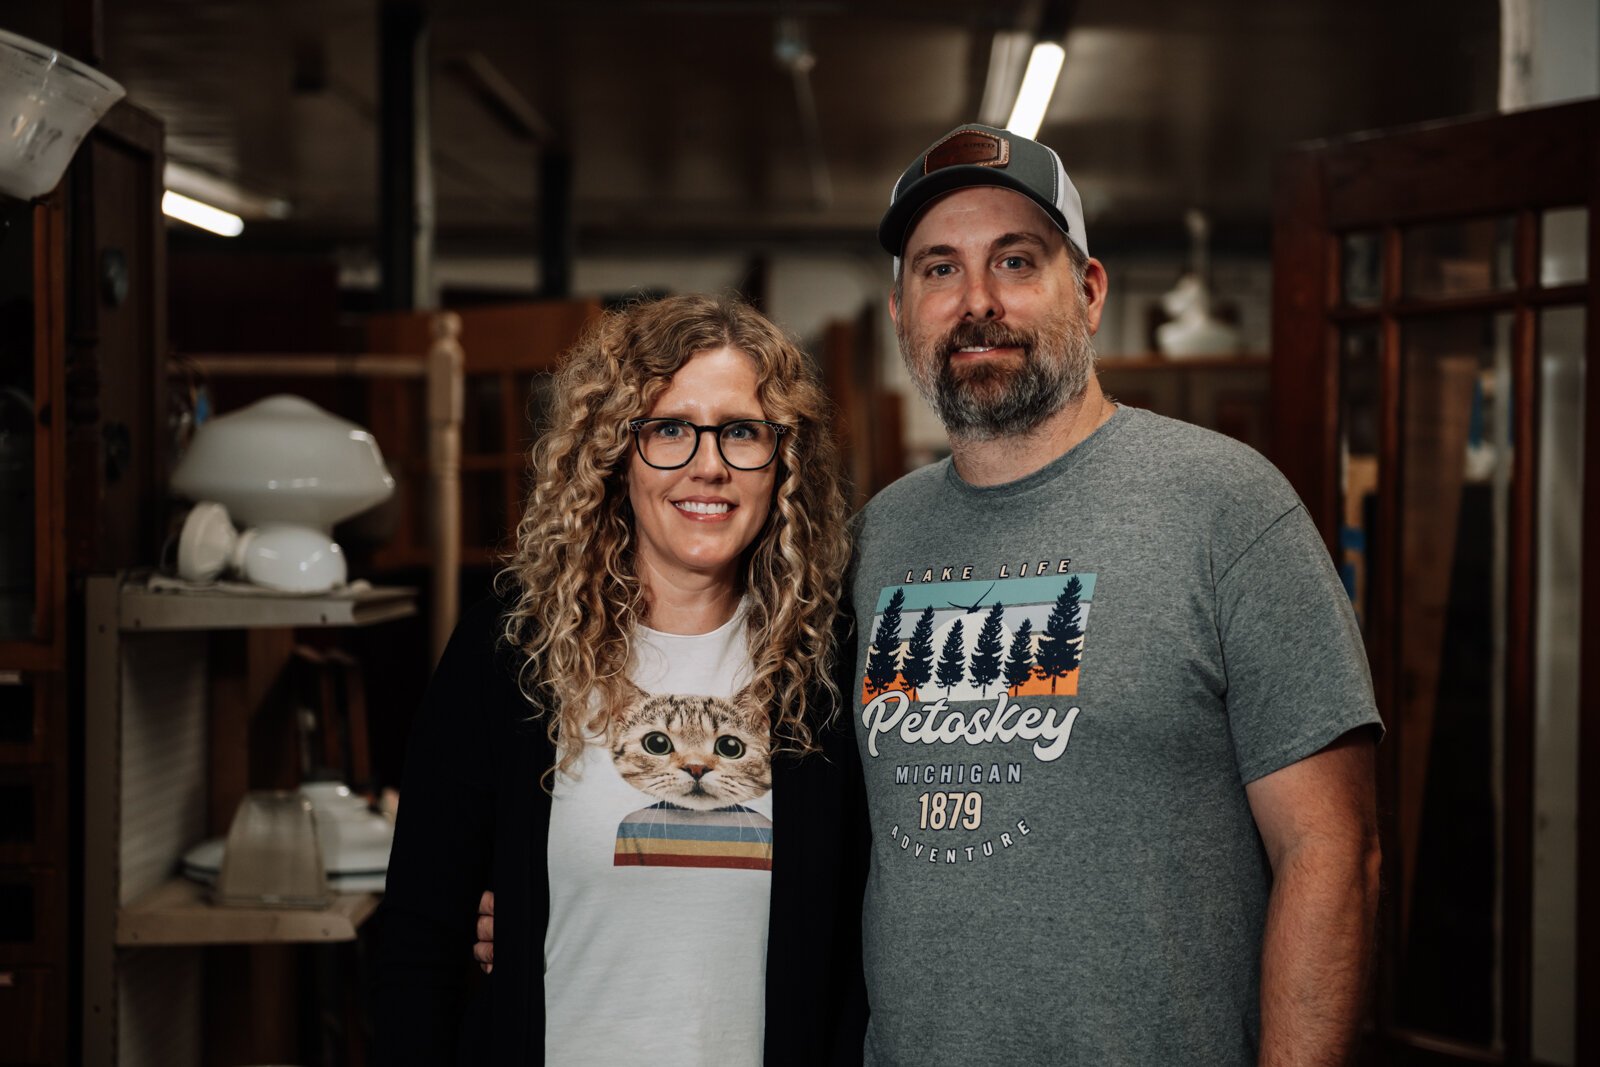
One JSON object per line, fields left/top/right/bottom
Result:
{"left": 609, "top": 689, "right": 772, "bottom": 811}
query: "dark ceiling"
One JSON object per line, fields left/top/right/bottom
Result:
{"left": 70, "top": 0, "right": 1503, "bottom": 254}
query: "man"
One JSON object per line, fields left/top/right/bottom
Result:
{"left": 849, "top": 122, "right": 1382, "bottom": 1065}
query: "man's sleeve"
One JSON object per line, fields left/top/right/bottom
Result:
{"left": 1214, "top": 504, "right": 1384, "bottom": 784}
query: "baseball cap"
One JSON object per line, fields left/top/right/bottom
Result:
{"left": 878, "top": 122, "right": 1088, "bottom": 268}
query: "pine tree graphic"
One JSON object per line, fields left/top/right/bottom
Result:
{"left": 935, "top": 619, "right": 966, "bottom": 697}
{"left": 1003, "top": 617, "right": 1035, "bottom": 695}
{"left": 968, "top": 602, "right": 1006, "bottom": 697}
{"left": 1033, "top": 576, "right": 1084, "bottom": 694}
{"left": 900, "top": 606, "right": 936, "bottom": 700}
{"left": 864, "top": 588, "right": 906, "bottom": 695}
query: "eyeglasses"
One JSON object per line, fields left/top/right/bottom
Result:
{"left": 627, "top": 418, "right": 788, "bottom": 471}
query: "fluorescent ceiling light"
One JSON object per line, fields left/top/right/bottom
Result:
{"left": 1006, "top": 41, "right": 1065, "bottom": 140}
{"left": 979, "top": 31, "right": 1034, "bottom": 127}
{"left": 164, "top": 162, "right": 290, "bottom": 220}
{"left": 162, "top": 190, "right": 245, "bottom": 237}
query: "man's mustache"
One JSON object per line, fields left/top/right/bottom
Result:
{"left": 939, "top": 321, "right": 1035, "bottom": 361}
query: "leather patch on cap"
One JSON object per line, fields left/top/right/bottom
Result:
{"left": 924, "top": 129, "right": 1010, "bottom": 174}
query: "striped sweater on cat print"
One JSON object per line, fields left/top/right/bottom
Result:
{"left": 614, "top": 801, "right": 774, "bottom": 870}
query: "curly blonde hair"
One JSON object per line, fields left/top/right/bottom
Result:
{"left": 498, "top": 293, "right": 852, "bottom": 775}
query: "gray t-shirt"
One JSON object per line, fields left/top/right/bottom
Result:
{"left": 849, "top": 406, "right": 1380, "bottom": 1066}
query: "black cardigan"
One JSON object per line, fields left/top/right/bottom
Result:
{"left": 375, "top": 595, "right": 869, "bottom": 1065}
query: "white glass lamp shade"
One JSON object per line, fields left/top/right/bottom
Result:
{"left": 171, "top": 395, "right": 394, "bottom": 531}
{"left": 0, "top": 29, "right": 125, "bottom": 200}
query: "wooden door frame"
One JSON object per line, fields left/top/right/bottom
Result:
{"left": 62, "top": 100, "right": 168, "bottom": 572}
{"left": 1271, "top": 98, "right": 1599, "bottom": 1065}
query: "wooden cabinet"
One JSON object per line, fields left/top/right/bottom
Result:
{"left": 0, "top": 99, "right": 163, "bottom": 1067}
{"left": 0, "top": 193, "right": 66, "bottom": 667}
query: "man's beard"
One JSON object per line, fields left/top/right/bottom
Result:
{"left": 897, "top": 301, "right": 1096, "bottom": 441}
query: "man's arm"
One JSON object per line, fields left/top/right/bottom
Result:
{"left": 1245, "top": 728, "right": 1381, "bottom": 1066}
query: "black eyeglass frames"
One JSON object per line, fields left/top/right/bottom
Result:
{"left": 627, "top": 418, "right": 789, "bottom": 471}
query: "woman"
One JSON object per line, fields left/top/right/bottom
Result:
{"left": 377, "top": 293, "right": 867, "bottom": 1066}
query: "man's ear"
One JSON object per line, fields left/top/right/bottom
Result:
{"left": 888, "top": 287, "right": 900, "bottom": 325}
{"left": 1081, "top": 258, "right": 1110, "bottom": 335}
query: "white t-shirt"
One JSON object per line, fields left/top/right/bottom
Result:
{"left": 543, "top": 606, "right": 773, "bottom": 1066}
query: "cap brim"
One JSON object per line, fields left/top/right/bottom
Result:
{"left": 877, "top": 166, "right": 1072, "bottom": 256}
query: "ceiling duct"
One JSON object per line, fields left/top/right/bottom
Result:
{"left": 443, "top": 51, "right": 553, "bottom": 145}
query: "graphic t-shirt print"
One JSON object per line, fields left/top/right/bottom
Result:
{"left": 859, "top": 567, "right": 1095, "bottom": 866}
{"left": 608, "top": 686, "right": 774, "bottom": 871}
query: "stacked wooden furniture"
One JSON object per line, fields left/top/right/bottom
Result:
{"left": 365, "top": 298, "right": 603, "bottom": 567}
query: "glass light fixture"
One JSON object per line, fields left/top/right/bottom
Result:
{"left": 161, "top": 189, "right": 245, "bottom": 236}
{"left": 0, "top": 29, "right": 124, "bottom": 200}
{"left": 213, "top": 790, "right": 331, "bottom": 909}
{"left": 170, "top": 395, "right": 395, "bottom": 593}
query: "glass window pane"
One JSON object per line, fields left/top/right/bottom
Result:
{"left": 0, "top": 199, "right": 36, "bottom": 641}
{"left": 1531, "top": 305, "right": 1582, "bottom": 1067}
{"left": 1339, "top": 324, "right": 1380, "bottom": 630}
{"left": 1393, "top": 312, "right": 1512, "bottom": 1047}
{"left": 0, "top": 781, "right": 33, "bottom": 844}
{"left": 0, "top": 674, "right": 33, "bottom": 745}
{"left": 463, "top": 374, "right": 505, "bottom": 456}
{"left": 1540, "top": 208, "right": 1588, "bottom": 288}
{"left": 1341, "top": 231, "right": 1383, "bottom": 307}
{"left": 1402, "top": 217, "right": 1515, "bottom": 299}
{"left": 0, "top": 879, "right": 35, "bottom": 942}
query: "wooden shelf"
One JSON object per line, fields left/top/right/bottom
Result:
{"left": 117, "top": 582, "right": 417, "bottom": 632}
{"left": 1098, "top": 353, "right": 1269, "bottom": 371}
{"left": 116, "top": 878, "right": 380, "bottom": 946}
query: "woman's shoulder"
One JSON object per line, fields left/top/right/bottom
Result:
{"left": 454, "top": 591, "right": 510, "bottom": 638}
{"left": 438, "top": 592, "right": 514, "bottom": 665}
{"left": 433, "top": 590, "right": 535, "bottom": 708}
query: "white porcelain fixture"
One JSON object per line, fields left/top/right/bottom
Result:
{"left": 177, "top": 502, "right": 352, "bottom": 592}
{"left": 175, "top": 500, "right": 235, "bottom": 582}
{"left": 170, "top": 396, "right": 394, "bottom": 592}
{"left": 0, "top": 29, "right": 125, "bottom": 200}
{"left": 1156, "top": 273, "right": 1242, "bottom": 358}
{"left": 1156, "top": 209, "right": 1242, "bottom": 359}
